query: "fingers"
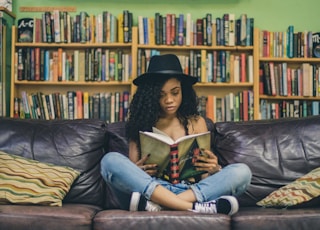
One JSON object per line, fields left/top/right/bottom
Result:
{"left": 197, "top": 151, "right": 217, "bottom": 164}
{"left": 194, "top": 150, "right": 221, "bottom": 174}
{"left": 200, "top": 149, "right": 216, "bottom": 159}
{"left": 137, "top": 153, "right": 151, "bottom": 165}
{"left": 140, "top": 164, "right": 158, "bottom": 176}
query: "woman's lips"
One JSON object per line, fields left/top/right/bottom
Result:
{"left": 165, "top": 106, "right": 175, "bottom": 111}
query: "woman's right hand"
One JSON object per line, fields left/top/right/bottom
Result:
{"left": 136, "top": 154, "right": 158, "bottom": 176}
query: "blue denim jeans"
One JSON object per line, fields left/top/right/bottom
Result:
{"left": 101, "top": 152, "right": 252, "bottom": 210}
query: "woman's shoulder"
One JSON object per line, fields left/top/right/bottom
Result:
{"left": 188, "top": 116, "right": 208, "bottom": 133}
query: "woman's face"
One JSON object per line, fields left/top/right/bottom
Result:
{"left": 159, "top": 78, "right": 182, "bottom": 117}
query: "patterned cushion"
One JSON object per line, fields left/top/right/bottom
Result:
{"left": 0, "top": 151, "right": 80, "bottom": 206}
{"left": 257, "top": 167, "right": 320, "bottom": 207}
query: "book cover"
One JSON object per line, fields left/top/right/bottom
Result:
{"left": 17, "top": 18, "right": 33, "bottom": 42}
{"left": 312, "top": 32, "right": 320, "bottom": 58}
{"left": 140, "top": 129, "right": 211, "bottom": 182}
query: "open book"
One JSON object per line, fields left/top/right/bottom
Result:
{"left": 139, "top": 127, "right": 211, "bottom": 182}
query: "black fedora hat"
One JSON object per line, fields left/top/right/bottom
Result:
{"left": 133, "top": 54, "right": 198, "bottom": 86}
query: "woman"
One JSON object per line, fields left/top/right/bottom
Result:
{"left": 101, "top": 54, "right": 252, "bottom": 215}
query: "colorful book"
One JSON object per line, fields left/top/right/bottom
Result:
{"left": 140, "top": 128, "right": 211, "bottom": 183}
{"left": 17, "top": 18, "right": 33, "bottom": 42}
{"left": 312, "top": 32, "right": 320, "bottom": 58}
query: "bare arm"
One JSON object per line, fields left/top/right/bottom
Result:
{"left": 129, "top": 140, "right": 140, "bottom": 163}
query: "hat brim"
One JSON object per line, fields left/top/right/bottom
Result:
{"left": 133, "top": 72, "right": 198, "bottom": 86}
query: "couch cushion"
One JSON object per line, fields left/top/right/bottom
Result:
{"left": 232, "top": 206, "right": 320, "bottom": 230}
{"left": 212, "top": 116, "right": 320, "bottom": 206}
{"left": 0, "top": 118, "right": 108, "bottom": 207}
{"left": 93, "top": 210, "right": 230, "bottom": 230}
{"left": 0, "top": 204, "right": 101, "bottom": 230}
{"left": 256, "top": 166, "right": 320, "bottom": 207}
{"left": 0, "top": 151, "right": 80, "bottom": 206}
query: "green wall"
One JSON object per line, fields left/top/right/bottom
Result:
{"left": 13, "top": 0, "right": 320, "bottom": 32}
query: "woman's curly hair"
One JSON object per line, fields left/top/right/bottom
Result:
{"left": 125, "top": 76, "right": 200, "bottom": 149}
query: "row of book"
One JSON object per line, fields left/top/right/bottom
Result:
{"left": 206, "top": 51, "right": 253, "bottom": 83}
{"left": 14, "top": 89, "right": 256, "bottom": 122}
{"left": 14, "top": 90, "right": 130, "bottom": 122}
{"left": 138, "top": 13, "right": 254, "bottom": 46}
{"left": 16, "top": 48, "right": 132, "bottom": 82}
{"left": 260, "top": 62, "right": 320, "bottom": 97}
{"left": 17, "top": 10, "right": 133, "bottom": 43}
{"left": 259, "top": 26, "right": 319, "bottom": 58}
{"left": 260, "top": 99, "right": 320, "bottom": 120}
{"left": 137, "top": 49, "right": 253, "bottom": 83}
{"left": 198, "top": 90, "right": 254, "bottom": 122}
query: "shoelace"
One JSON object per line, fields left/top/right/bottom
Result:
{"left": 194, "top": 201, "right": 217, "bottom": 214}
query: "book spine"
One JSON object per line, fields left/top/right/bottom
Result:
{"left": 206, "top": 13, "right": 212, "bottom": 46}
{"left": 155, "top": 13, "right": 161, "bottom": 45}
{"left": 178, "top": 14, "right": 184, "bottom": 46}
{"left": 196, "top": 18, "right": 203, "bottom": 45}
{"left": 228, "top": 13, "right": 235, "bottom": 46}
{"left": 287, "top": 25, "right": 294, "bottom": 58}
{"left": 123, "top": 91, "right": 130, "bottom": 121}
{"left": 53, "top": 10, "right": 61, "bottom": 43}
{"left": 169, "top": 143, "right": 180, "bottom": 184}
{"left": 34, "top": 47, "right": 40, "bottom": 81}
{"left": 17, "top": 48, "right": 24, "bottom": 80}
{"left": 67, "top": 91, "right": 75, "bottom": 119}
{"left": 123, "top": 10, "right": 129, "bottom": 43}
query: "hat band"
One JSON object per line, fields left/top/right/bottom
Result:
{"left": 150, "top": 70, "right": 183, "bottom": 75}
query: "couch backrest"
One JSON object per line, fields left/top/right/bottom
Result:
{"left": 213, "top": 115, "right": 320, "bottom": 206}
{"left": 0, "top": 118, "right": 108, "bottom": 207}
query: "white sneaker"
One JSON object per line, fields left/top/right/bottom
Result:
{"left": 129, "top": 192, "right": 162, "bottom": 212}
{"left": 191, "top": 195, "right": 239, "bottom": 215}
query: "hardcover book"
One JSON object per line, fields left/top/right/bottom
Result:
{"left": 312, "top": 32, "right": 320, "bottom": 58}
{"left": 17, "top": 18, "right": 33, "bottom": 42}
{"left": 140, "top": 128, "right": 211, "bottom": 183}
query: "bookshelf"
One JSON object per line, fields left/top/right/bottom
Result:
{"left": 135, "top": 13, "right": 259, "bottom": 122}
{"left": 10, "top": 25, "right": 136, "bottom": 121}
{"left": 0, "top": 7, "right": 15, "bottom": 117}
{"left": 10, "top": 12, "right": 261, "bottom": 122}
{"left": 258, "top": 28, "right": 320, "bottom": 119}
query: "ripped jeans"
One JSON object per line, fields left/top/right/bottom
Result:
{"left": 101, "top": 152, "right": 252, "bottom": 210}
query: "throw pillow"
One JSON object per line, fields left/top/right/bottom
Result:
{"left": 257, "top": 167, "right": 320, "bottom": 208}
{"left": 0, "top": 151, "right": 80, "bottom": 206}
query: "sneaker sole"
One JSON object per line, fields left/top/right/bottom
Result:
{"left": 219, "top": 195, "right": 239, "bottom": 215}
{"left": 129, "top": 192, "right": 141, "bottom": 211}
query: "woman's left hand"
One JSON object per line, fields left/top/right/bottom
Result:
{"left": 193, "top": 149, "right": 221, "bottom": 175}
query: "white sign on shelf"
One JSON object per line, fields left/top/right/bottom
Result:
{"left": 0, "top": 0, "right": 12, "bottom": 12}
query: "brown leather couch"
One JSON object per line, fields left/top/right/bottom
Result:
{"left": 0, "top": 116, "right": 320, "bottom": 230}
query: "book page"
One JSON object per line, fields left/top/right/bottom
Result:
{"left": 150, "top": 127, "right": 210, "bottom": 144}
